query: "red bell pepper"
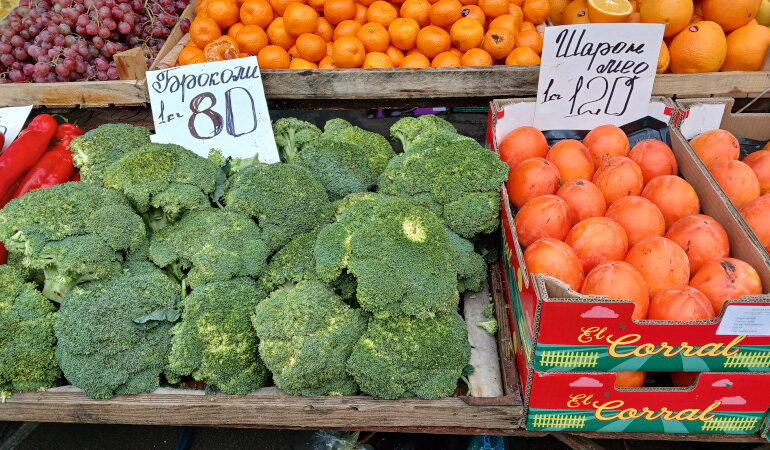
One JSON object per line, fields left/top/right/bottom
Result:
{"left": 54, "top": 123, "right": 83, "bottom": 141}
{"left": 0, "top": 114, "right": 57, "bottom": 199}
{"left": 12, "top": 149, "right": 74, "bottom": 199}
{"left": 69, "top": 170, "right": 81, "bottom": 182}
{"left": 0, "top": 243, "right": 6, "bottom": 265}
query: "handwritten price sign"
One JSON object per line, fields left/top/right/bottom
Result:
{"left": 533, "top": 23, "right": 664, "bottom": 131}
{"left": 147, "top": 56, "right": 279, "bottom": 163}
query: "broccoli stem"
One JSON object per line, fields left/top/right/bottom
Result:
{"left": 41, "top": 266, "right": 75, "bottom": 302}
{"left": 144, "top": 207, "right": 170, "bottom": 232}
{"left": 279, "top": 129, "right": 299, "bottom": 164}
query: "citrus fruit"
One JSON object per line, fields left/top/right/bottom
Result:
{"left": 450, "top": 17, "right": 485, "bottom": 52}
{"left": 324, "top": 0, "right": 356, "bottom": 24}
{"left": 295, "top": 32, "right": 326, "bottom": 61}
{"left": 398, "top": 52, "right": 431, "bottom": 67}
{"left": 669, "top": 21, "right": 727, "bottom": 73}
{"left": 190, "top": 17, "right": 223, "bottom": 48}
{"left": 357, "top": 22, "right": 391, "bottom": 52}
{"left": 267, "top": 17, "right": 297, "bottom": 49}
{"left": 587, "top": 0, "right": 633, "bottom": 23}
{"left": 639, "top": 0, "right": 693, "bottom": 38}
{"left": 615, "top": 371, "right": 646, "bottom": 387}
{"left": 460, "top": 47, "right": 493, "bottom": 65}
{"left": 389, "top": 18, "right": 420, "bottom": 50}
{"left": 562, "top": 0, "right": 590, "bottom": 24}
{"left": 240, "top": 0, "right": 274, "bottom": 28}
{"left": 235, "top": 24, "right": 269, "bottom": 55}
{"left": 416, "top": 25, "right": 452, "bottom": 58}
{"left": 362, "top": 51, "right": 395, "bottom": 67}
{"left": 257, "top": 44, "right": 290, "bottom": 68}
{"left": 657, "top": 41, "right": 670, "bottom": 73}
{"left": 431, "top": 50, "right": 462, "bottom": 66}
{"left": 722, "top": 23, "right": 770, "bottom": 71}
{"left": 702, "top": 0, "right": 761, "bottom": 32}
{"left": 429, "top": 0, "right": 464, "bottom": 26}
{"left": 332, "top": 35, "right": 366, "bottom": 67}
{"left": 523, "top": 0, "right": 550, "bottom": 23}
{"left": 283, "top": 2, "right": 319, "bottom": 36}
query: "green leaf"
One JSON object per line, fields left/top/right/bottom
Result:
{"left": 132, "top": 308, "right": 182, "bottom": 330}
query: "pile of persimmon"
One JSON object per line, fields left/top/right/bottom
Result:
{"left": 689, "top": 129, "right": 770, "bottom": 256}
{"left": 500, "top": 124, "right": 763, "bottom": 324}
{"left": 180, "top": 0, "right": 549, "bottom": 68}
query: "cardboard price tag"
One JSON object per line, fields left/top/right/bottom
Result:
{"left": 147, "top": 56, "right": 279, "bottom": 163}
{"left": 533, "top": 23, "right": 664, "bottom": 131}
{"left": 0, "top": 105, "right": 33, "bottom": 152}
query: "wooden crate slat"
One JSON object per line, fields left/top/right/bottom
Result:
{"left": 0, "top": 80, "right": 147, "bottom": 108}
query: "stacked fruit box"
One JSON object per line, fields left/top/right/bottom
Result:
{"left": 487, "top": 97, "right": 770, "bottom": 435}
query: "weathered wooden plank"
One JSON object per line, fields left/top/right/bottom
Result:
{"left": 114, "top": 48, "right": 147, "bottom": 81}
{"left": 0, "top": 80, "right": 147, "bottom": 108}
{"left": 654, "top": 72, "right": 770, "bottom": 98}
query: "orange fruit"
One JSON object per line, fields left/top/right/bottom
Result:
{"left": 240, "top": 0, "right": 274, "bottom": 28}
{"left": 562, "top": 0, "right": 590, "bottom": 24}
{"left": 648, "top": 286, "right": 715, "bottom": 321}
{"left": 386, "top": 45, "right": 405, "bottom": 64}
{"left": 499, "top": 126, "right": 549, "bottom": 171}
{"left": 207, "top": 0, "right": 241, "bottom": 29}
{"left": 478, "top": 0, "right": 509, "bottom": 17}
{"left": 332, "top": 35, "right": 367, "bottom": 67}
{"left": 192, "top": 53, "right": 207, "bottom": 63}
{"left": 204, "top": 35, "right": 240, "bottom": 61}
{"left": 722, "top": 24, "right": 770, "bottom": 71}
{"left": 741, "top": 194, "right": 770, "bottom": 253}
{"left": 639, "top": 0, "right": 693, "bottom": 38}
{"left": 524, "top": 238, "right": 586, "bottom": 292}
{"left": 179, "top": 46, "right": 204, "bottom": 65}
{"left": 257, "top": 44, "right": 291, "bottom": 68}
{"left": 416, "top": 25, "right": 452, "bottom": 58}
{"left": 288, "top": 44, "right": 301, "bottom": 58}
{"left": 357, "top": 22, "right": 391, "bottom": 52}
{"left": 326, "top": 41, "right": 334, "bottom": 55}
{"left": 269, "top": 0, "right": 304, "bottom": 15}
{"left": 508, "top": 3, "right": 525, "bottom": 24}
{"left": 450, "top": 17, "right": 485, "bottom": 51}
{"left": 519, "top": 20, "right": 536, "bottom": 32}
{"left": 516, "top": 28, "right": 544, "bottom": 54}
{"left": 196, "top": 0, "right": 211, "bottom": 15}
{"left": 690, "top": 258, "right": 762, "bottom": 314}
{"left": 709, "top": 160, "right": 761, "bottom": 208}
{"left": 295, "top": 32, "right": 327, "bottom": 61}
{"left": 669, "top": 21, "right": 727, "bottom": 73}
{"left": 702, "top": 0, "right": 761, "bottom": 32}
{"left": 546, "top": 139, "right": 594, "bottom": 183}
{"left": 324, "top": 0, "right": 356, "bottom": 24}
{"left": 429, "top": 0, "right": 464, "bottom": 26}
{"left": 267, "top": 17, "right": 297, "bottom": 48}
{"left": 354, "top": 2, "right": 368, "bottom": 22}
{"left": 319, "top": 54, "right": 337, "bottom": 67}
{"left": 362, "top": 51, "right": 395, "bottom": 67}
{"left": 581, "top": 261, "right": 650, "bottom": 321}
{"left": 399, "top": 52, "right": 431, "bottom": 67}
{"left": 227, "top": 22, "right": 246, "bottom": 39}
{"left": 190, "top": 17, "right": 223, "bottom": 48}
{"left": 550, "top": 0, "right": 571, "bottom": 23}
{"left": 628, "top": 139, "right": 678, "bottom": 184}
{"left": 506, "top": 46, "right": 541, "bottom": 64}
{"left": 641, "top": 175, "right": 700, "bottom": 229}
{"left": 523, "top": 0, "right": 552, "bottom": 23}
{"left": 460, "top": 5, "right": 486, "bottom": 25}
{"left": 626, "top": 236, "right": 691, "bottom": 298}
{"left": 333, "top": 19, "right": 363, "bottom": 39}
{"left": 489, "top": 14, "right": 520, "bottom": 33}
{"left": 515, "top": 195, "right": 572, "bottom": 246}
{"left": 406, "top": 47, "right": 422, "bottom": 54}
{"left": 592, "top": 156, "right": 644, "bottom": 206}
{"left": 666, "top": 214, "right": 729, "bottom": 274}
{"left": 557, "top": 179, "right": 607, "bottom": 224}
{"left": 240, "top": 52, "right": 250, "bottom": 57}
{"left": 587, "top": 0, "right": 633, "bottom": 22}
{"left": 431, "top": 50, "right": 462, "bottom": 66}
{"left": 657, "top": 40, "right": 670, "bottom": 73}
{"left": 566, "top": 217, "right": 629, "bottom": 274}
{"left": 483, "top": 26, "right": 516, "bottom": 59}
{"left": 235, "top": 24, "right": 269, "bottom": 54}
{"left": 367, "top": 0, "right": 399, "bottom": 26}
{"left": 315, "top": 17, "right": 334, "bottom": 40}
{"left": 507, "top": 157, "right": 562, "bottom": 207}
{"left": 583, "top": 124, "right": 630, "bottom": 167}
{"left": 626, "top": 11, "right": 641, "bottom": 22}
{"left": 307, "top": 0, "right": 325, "bottom": 12}
{"left": 461, "top": 47, "right": 493, "bottom": 65}
{"left": 389, "top": 18, "right": 421, "bottom": 50}
{"left": 689, "top": 129, "right": 740, "bottom": 167}
{"left": 289, "top": 57, "right": 318, "bottom": 68}
{"left": 460, "top": 0, "right": 477, "bottom": 5}
{"left": 401, "top": 0, "right": 432, "bottom": 26}
{"left": 743, "top": 150, "right": 770, "bottom": 195}
{"left": 606, "top": 196, "right": 666, "bottom": 247}
{"left": 449, "top": 47, "right": 463, "bottom": 57}
{"left": 283, "top": 2, "right": 318, "bottom": 36}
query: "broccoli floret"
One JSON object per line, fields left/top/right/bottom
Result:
{"left": 224, "top": 163, "right": 331, "bottom": 253}
{"left": 103, "top": 143, "right": 219, "bottom": 232}
{"left": 168, "top": 278, "right": 268, "bottom": 395}
{"left": 0, "top": 265, "right": 59, "bottom": 391}
{"left": 377, "top": 139, "right": 509, "bottom": 239}
{"left": 54, "top": 261, "right": 181, "bottom": 399}
{"left": 70, "top": 124, "right": 151, "bottom": 185}
{"left": 476, "top": 303, "right": 498, "bottom": 335}
{"left": 294, "top": 121, "right": 396, "bottom": 200}
{"left": 149, "top": 209, "right": 269, "bottom": 289}
{"left": 347, "top": 311, "right": 471, "bottom": 399}
{"left": 390, "top": 115, "right": 457, "bottom": 153}
{"left": 273, "top": 118, "right": 322, "bottom": 163}
{"left": 314, "top": 194, "right": 458, "bottom": 318}
{"left": 0, "top": 183, "right": 147, "bottom": 301}
{"left": 408, "top": 132, "right": 480, "bottom": 154}
{"left": 252, "top": 281, "right": 367, "bottom": 396}
{"left": 446, "top": 228, "right": 486, "bottom": 293}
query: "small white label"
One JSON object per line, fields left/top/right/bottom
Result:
{"left": 716, "top": 305, "right": 770, "bottom": 336}
{"left": 678, "top": 103, "right": 725, "bottom": 140}
{"left": 533, "top": 23, "right": 664, "bottom": 131}
{"left": 146, "top": 57, "right": 279, "bottom": 163}
{"left": 0, "top": 105, "right": 33, "bottom": 151}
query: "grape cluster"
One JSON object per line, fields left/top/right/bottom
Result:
{"left": 0, "top": 0, "right": 190, "bottom": 83}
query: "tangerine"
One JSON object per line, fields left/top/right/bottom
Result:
{"left": 385, "top": 45, "right": 405, "bottom": 64}
{"left": 515, "top": 28, "right": 543, "bottom": 54}
{"left": 522, "top": 0, "right": 550, "bottom": 23}
{"left": 357, "top": 22, "right": 391, "bottom": 52}
{"left": 461, "top": 47, "right": 493, "bottom": 65}
{"left": 461, "top": 5, "right": 486, "bottom": 25}
{"left": 266, "top": 17, "right": 297, "bottom": 48}
{"left": 416, "top": 25, "right": 452, "bottom": 58}
{"left": 332, "top": 35, "right": 367, "bottom": 67}
{"left": 207, "top": 0, "right": 240, "bottom": 29}
{"left": 399, "top": 52, "right": 431, "bottom": 67}
{"left": 478, "top": 0, "right": 509, "bottom": 17}
{"left": 431, "top": 50, "right": 462, "bottom": 66}
{"left": 389, "top": 18, "right": 421, "bottom": 50}
{"left": 323, "top": 0, "right": 356, "bottom": 24}
{"left": 283, "top": 2, "right": 319, "bottom": 36}
{"left": 333, "top": 19, "right": 363, "bottom": 39}
{"left": 179, "top": 46, "right": 204, "bottom": 65}
{"left": 401, "top": 0, "right": 432, "bottom": 26}
{"left": 430, "top": 0, "right": 464, "bottom": 27}
{"left": 240, "top": 0, "right": 274, "bottom": 28}
{"left": 257, "top": 44, "right": 291, "bottom": 68}
{"left": 295, "top": 32, "right": 327, "bottom": 61}
{"left": 483, "top": 26, "right": 516, "bottom": 59}
{"left": 235, "top": 24, "right": 269, "bottom": 54}
{"left": 450, "top": 17, "right": 485, "bottom": 52}
{"left": 190, "top": 17, "right": 222, "bottom": 48}
{"left": 367, "top": 0, "right": 399, "bottom": 26}
{"left": 505, "top": 46, "right": 541, "bottom": 64}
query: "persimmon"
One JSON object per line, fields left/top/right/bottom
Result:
{"left": 556, "top": 179, "right": 606, "bottom": 224}
{"left": 566, "top": 217, "right": 629, "bottom": 274}
{"left": 581, "top": 261, "right": 650, "bottom": 320}
{"left": 689, "top": 129, "right": 740, "bottom": 168}
{"left": 592, "top": 156, "right": 644, "bottom": 205}
{"left": 524, "top": 238, "right": 585, "bottom": 291}
{"left": 648, "top": 286, "right": 715, "bottom": 321}
{"left": 615, "top": 371, "right": 646, "bottom": 388}
{"left": 709, "top": 160, "right": 760, "bottom": 208}
{"left": 605, "top": 196, "right": 665, "bottom": 247}
{"left": 742, "top": 150, "right": 770, "bottom": 195}
{"left": 546, "top": 139, "right": 594, "bottom": 183}
{"left": 671, "top": 372, "right": 698, "bottom": 387}
{"left": 628, "top": 139, "right": 678, "bottom": 184}
{"left": 498, "top": 126, "right": 549, "bottom": 172}
{"left": 642, "top": 175, "right": 700, "bottom": 228}
{"left": 740, "top": 194, "right": 770, "bottom": 252}
{"left": 665, "top": 214, "right": 729, "bottom": 274}
{"left": 583, "top": 124, "right": 630, "bottom": 167}
{"left": 507, "top": 157, "right": 561, "bottom": 208}
{"left": 514, "top": 195, "right": 572, "bottom": 247}
{"left": 690, "top": 258, "right": 762, "bottom": 314}
{"left": 625, "top": 237, "right": 690, "bottom": 298}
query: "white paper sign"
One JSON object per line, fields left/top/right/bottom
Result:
{"left": 716, "top": 305, "right": 770, "bottom": 336}
{"left": 147, "top": 56, "right": 279, "bottom": 163}
{"left": 0, "top": 105, "right": 33, "bottom": 152}
{"left": 533, "top": 24, "right": 664, "bottom": 131}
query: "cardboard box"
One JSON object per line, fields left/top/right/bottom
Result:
{"left": 489, "top": 98, "right": 770, "bottom": 374}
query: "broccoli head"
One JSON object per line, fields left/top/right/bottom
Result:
{"left": 347, "top": 311, "right": 471, "bottom": 399}
{"left": 149, "top": 209, "right": 269, "bottom": 289}
{"left": 446, "top": 228, "right": 486, "bottom": 293}
{"left": 0, "top": 182, "right": 147, "bottom": 301}
{"left": 390, "top": 115, "right": 457, "bottom": 153}
{"left": 54, "top": 261, "right": 182, "bottom": 399}
{"left": 377, "top": 139, "right": 509, "bottom": 239}
{"left": 103, "top": 143, "right": 219, "bottom": 231}
{"left": 293, "top": 120, "right": 396, "bottom": 200}
{"left": 224, "top": 163, "right": 332, "bottom": 253}
{"left": 314, "top": 194, "right": 458, "bottom": 318}
{"left": 408, "top": 132, "right": 480, "bottom": 155}
{"left": 252, "top": 280, "right": 367, "bottom": 396}
{"left": 0, "top": 265, "right": 59, "bottom": 391}
{"left": 168, "top": 278, "right": 268, "bottom": 395}
{"left": 272, "top": 118, "right": 322, "bottom": 163}
{"left": 70, "top": 124, "right": 151, "bottom": 185}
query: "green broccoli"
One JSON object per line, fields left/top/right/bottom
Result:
{"left": 377, "top": 139, "right": 509, "bottom": 239}
{"left": 168, "top": 278, "right": 268, "bottom": 395}
{"left": 70, "top": 124, "right": 151, "bottom": 185}
{"left": 0, "top": 183, "right": 147, "bottom": 301}
{"left": 446, "top": 228, "right": 486, "bottom": 293}
{"left": 0, "top": 265, "right": 59, "bottom": 391}
{"left": 224, "top": 163, "right": 331, "bottom": 253}
{"left": 347, "top": 311, "right": 471, "bottom": 399}
{"left": 252, "top": 280, "right": 366, "bottom": 396}
{"left": 54, "top": 261, "right": 181, "bottom": 399}
{"left": 102, "top": 143, "right": 219, "bottom": 231}
{"left": 272, "top": 118, "right": 322, "bottom": 163}
{"left": 314, "top": 194, "right": 458, "bottom": 318}
{"left": 408, "top": 132, "right": 480, "bottom": 154}
{"left": 476, "top": 303, "right": 498, "bottom": 336}
{"left": 389, "top": 115, "right": 457, "bottom": 153}
{"left": 149, "top": 209, "right": 269, "bottom": 289}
